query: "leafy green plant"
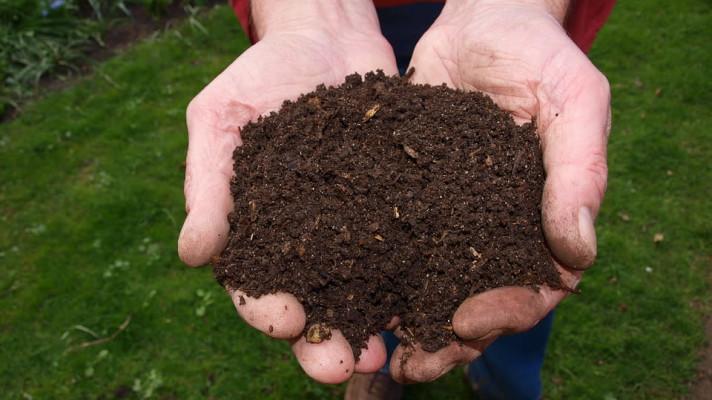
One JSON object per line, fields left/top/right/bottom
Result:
{"left": 0, "top": 0, "right": 211, "bottom": 117}
{"left": 84, "top": 0, "right": 133, "bottom": 20}
{"left": 143, "top": 0, "right": 172, "bottom": 17}
{"left": 0, "top": 0, "right": 100, "bottom": 114}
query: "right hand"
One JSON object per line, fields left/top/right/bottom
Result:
{"left": 178, "top": 1, "right": 398, "bottom": 384}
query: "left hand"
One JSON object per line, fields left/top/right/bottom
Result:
{"left": 389, "top": 0, "right": 611, "bottom": 382}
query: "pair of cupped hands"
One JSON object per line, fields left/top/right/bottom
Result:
{"left": 178, "top": 0, "right": 610, "bottom": 385}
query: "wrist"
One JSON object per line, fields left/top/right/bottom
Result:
{"left": 251, "top": 0, "right": 384, "bottom": 41}
{"left": 443, "top": 0, "right": 570, "bottom": 25}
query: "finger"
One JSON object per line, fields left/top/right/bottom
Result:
{"left": 291, "top": 329, "right": 355, "bottom": 384}
{"left": 386, "top": 316, "right": 400, "bottom": 330}
{"left": 389, "top": 341, "right": 485, "bottom": 383}
{"left": 407, "top": 30, "right": 455, "bottom": 87}
{"left": 452, "top": 284, "right": 567, "bottom": 341}
{"left": 178, "top": 96, "right": 255, "bottom": 266}
{"left": 354, "top": 335, "right": 387, "bottom": 373}
{"left": 230, "top": 289, "right": 305, "bottom": 339}
{"left": 540, "top": 62, "right": 611, "bottom": 270}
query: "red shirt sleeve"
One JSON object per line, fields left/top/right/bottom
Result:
{"left": 564, "top": 0, "right": 617, "bottom": 53}
{"left": 230, "top": 0, "right": 254, "bottom": 43}
{"left": 230, "top": 0, "right": 616, "bottom": 54}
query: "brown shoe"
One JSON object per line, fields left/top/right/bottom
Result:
{"left": 344, "top": 372, "right": 403, "bottom": 400}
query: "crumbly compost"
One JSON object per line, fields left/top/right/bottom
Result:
{"left": 214, "top": 71, "right": 562, "bottom": 357}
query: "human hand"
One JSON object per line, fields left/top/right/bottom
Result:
{"left": 178, "top": 0, "right": 398, "bottom": 384}
{"left": 390, "top": 0, "right": 611, "bottom": 382}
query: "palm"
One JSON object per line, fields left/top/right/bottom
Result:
{"left": 199, "top": 31, "right": 397, "bottom": 121}
{"left": 414, "top": 7, "right": 603, "bottom": 123}
{"left": 181, "top": 30, "right": 397, "bottom": 265}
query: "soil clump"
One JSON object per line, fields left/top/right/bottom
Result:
{"left": 214, "top": 71, "right": 563, "bottom": 357}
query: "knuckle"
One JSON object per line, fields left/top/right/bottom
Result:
{"left": 451, "top": 316, "right": 469, "bottom": 337}
{"left": 414, "top": 26, "right": 449, "bottom": 56}
{"left": 407, "top": 364, "right": 439, "bottom": 383}
{"left": 588, "top": 68, "right": 611, "bottom": 104}
{"left": 186, "top": 94, "right": 210, "bottom": 126}
{"left": 584, "top": 151, "right": 609, "bottom": 199}
{"left": 513, "top": 309, "right": 540, "bottom": 332}
{"left": 596, "top": 70, "right": 611, "bottom": 98}
{"left": 507, "top": 306, "right": 537, "bottom": 332}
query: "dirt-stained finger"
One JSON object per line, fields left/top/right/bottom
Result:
{"left": 354, "top": 335, "right": 387, "bottom": 373}
{"left": 291, "top": 329, "right": 356, "bottom": 384}
{"left": 230, "top": 289, "right": 305, "bottom": 339}
{"left": 389, "top": 341, "right": 484, "bottom": 384}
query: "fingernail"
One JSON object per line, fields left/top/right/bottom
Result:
{"left": 578, "top": 207, "right": 597, "bottom": 263}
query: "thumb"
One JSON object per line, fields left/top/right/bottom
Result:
{"left": 178, "top": 95, "right": 255, "bottom": 266}
{"left": 540, "top": 66, "right": 611, "bottom": 270}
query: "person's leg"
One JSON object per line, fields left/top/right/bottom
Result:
{"left": 379, "top": 330, "right": 400, "bottom": 375}
{"left": 466, "top": 311, "right": 555, "bottom": 400}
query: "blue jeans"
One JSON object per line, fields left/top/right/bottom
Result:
{"left": 376, "top": 4, "right": 554, "bottom": 399}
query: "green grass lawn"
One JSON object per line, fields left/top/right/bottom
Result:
{"left": 1, "top": 1, "right": 710, "bottom": 399}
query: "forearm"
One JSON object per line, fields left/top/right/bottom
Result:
{"left": 251, "top": 0, "right": 383, "bottom": 40}
{"left": 442, "top": 0, "right": 571, "bottom": 24}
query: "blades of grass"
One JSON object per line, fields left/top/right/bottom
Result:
{"left": 69, "top": 325, "right": 100, "bottom": 339}
{"left": 87, "top": 0, "right": 103, "bottom": 21}
{"left": 184, "top": 5, "right": 208, "bottom": 35}
{"left": 116, "top": 0, "right": 132, "bottom": 17}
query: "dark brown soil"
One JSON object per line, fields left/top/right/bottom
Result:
{"left": 214, "top": 71, "right": 563, "bottom": 357}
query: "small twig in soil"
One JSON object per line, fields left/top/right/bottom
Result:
{"left": 470, "top": 255, "right": 490, "bottom": 272}
{"left": 248, "top": 200, "right": 257, "bottom": 222}
{"left": 511, "top": 150, "right": 524, "bottom": 175}
{"left": 363, "top": 104, "right": 381, "bottom": 122}
{"left": 469, "top": 247, "right": 482, "bottom": 259}
{"left": 433, "top": 230, "right": 449, "bottom": 244}
{"left": 402, "top": 144, "right": 419, "bottom": 159}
